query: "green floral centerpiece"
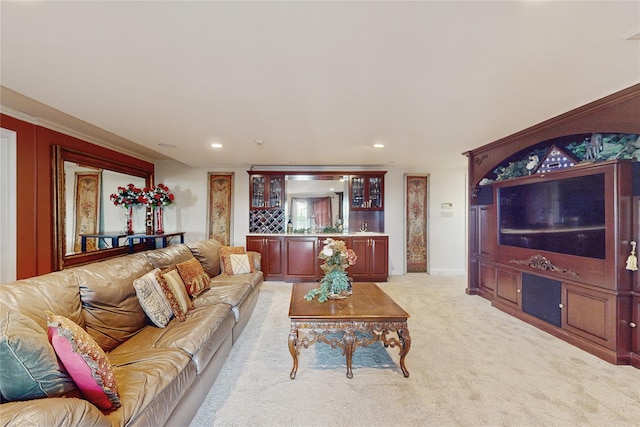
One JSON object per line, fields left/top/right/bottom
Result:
{"left": 304, "top": 238, "right": 357, "bottom": 303}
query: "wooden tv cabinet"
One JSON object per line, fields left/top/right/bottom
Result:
{"left": 465, "top": 84, "right": 640, "bottom": 367}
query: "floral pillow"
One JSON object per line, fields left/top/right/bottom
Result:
{"left": 133, "top": 268, "right": 174, "bottom": 328}
{"left": 156, "top": 268, "right": 193, "bottom": 321}
{"left": 45, "top": 310, "right": 121, "bottom": 411}
{"left": 175, "top": 258, "right": 211, "bottom": 296}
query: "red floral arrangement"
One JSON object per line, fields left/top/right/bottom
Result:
{"left": 110, "top": 183, "right": 145, "bottom": 208}
{"left": 143, "top": 183, "right": 175, "bottom": 208}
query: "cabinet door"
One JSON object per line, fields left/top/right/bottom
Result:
{"left": 478, "top": 259, "right": 496, "bottom": 292}
{"left": 632, "top": 296, "right": 639, "bottom": 366}
{"left": 562, "top": 283, "right": 617, "bottom": 350}
{"left": 350, "top": 174, "right": 384, "bottom": 211}
{"left": 265, "top": 237, "right": 284, "bottom": 279}
{"left": 369, "top": 236, "right": 388, "bottom": 280}
{"left": 246, "top": 236, "right": 283, "bottom": 280}
{"left": 367, "top": 176, "right": 383, "bottom": 209}
{"left": 250, "top": 175, "right": 266, "bottom": 208}
{"left": 349, "top": 237, "right": 370, "bottom": 280}
{"left": 495, "top": 268, "right": 520, "bottom": 308}
{"left": 284, "top": 237, "right": 318, "bottom": 281}
{"left": 250, "top": 174, "right": 284, "bottom": 209}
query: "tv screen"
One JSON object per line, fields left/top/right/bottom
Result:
{"left": 498, "top": 173, "right": 605, "bottom": 259}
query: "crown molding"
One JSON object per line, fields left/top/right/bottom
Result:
{"left": 1, "top": 105, "right": 157, "bottom": 164}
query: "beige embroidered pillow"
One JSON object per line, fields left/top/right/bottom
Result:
{"left": 133, "top": 269, "right": 173, "bottom": 327}
{"left": 156, "top": 268, "right": 193, "bottom": 321}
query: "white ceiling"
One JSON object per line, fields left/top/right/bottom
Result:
{"left": 1, "top": 1, "right": 639, "bottom": 169}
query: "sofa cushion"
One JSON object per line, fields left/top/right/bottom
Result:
{"left": 0, "top": 270, "right": 84, "bottom": 331}
{"left": 73, "top": 253, "right": 153, "bottom": 352}
{"left": 175, "top": 257, "right": 211, "bottom": 296}
{"left": 105, "top": 348, "right": 196, "bottom": 427}
{"left": 157, "top": 268, "right": 193, "bottom": 321}
{"left": 0, "top": 305, "right": 78, "bottom": 401}
{"left": 0, "top": 397, "right": 111, "bottom": 427}
{"left": 198, "top": 282, "right": 252, "bottom": 310}
{"left": 211, "top": 270, "right": 264, "bottom": 289}
{"left": 186, "top": 238, "right": 222, "bottom": 277}
{"left": 111, "top": 304, "right": 234, "bottom": 374}
{"left": 46, "top": 311, "right": 121, "bottom": 411}
{"left": 145, "top": 244, "right": 194, "bottom": 270}
{"left": 133, "top": 268, "right": 173, "bottom": 328}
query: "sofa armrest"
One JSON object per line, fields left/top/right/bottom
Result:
{"left": 247, "top": 251, "right": 261, "bottom": 271}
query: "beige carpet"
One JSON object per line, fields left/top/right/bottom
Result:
{"left": 189, "top": 275, "right": 640, "bottom": 427}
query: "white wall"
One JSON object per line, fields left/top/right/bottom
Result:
{"left": 0, "top": 128, "right": 17, "bottom": 283}
{"left": 155, "top": 160, "right": 467, "bottom": 277}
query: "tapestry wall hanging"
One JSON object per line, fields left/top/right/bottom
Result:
{"left": 208, "top": 173, "right": 233, "bottom": 245}
{"left": 406, "top": 175, "right": 428, "bottom": 272}
{"left": 73, "top": 171, "right": 101, "bottom": 253}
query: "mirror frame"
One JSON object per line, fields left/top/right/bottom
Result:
{"left": 53, "top": 145, "right": 153, "bottom": 270}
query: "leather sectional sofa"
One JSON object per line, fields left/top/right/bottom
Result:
{"left": 0, "top": 238, "right": 263, "bottom": 426}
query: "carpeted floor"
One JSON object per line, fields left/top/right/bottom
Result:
{"left": 189, "top": 274, "right": 640, "bottom": 427}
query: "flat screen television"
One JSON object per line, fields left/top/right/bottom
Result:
{"left": 498, "top": 173, "right": 605, "bottom": 259}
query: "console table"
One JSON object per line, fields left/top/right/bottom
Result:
{"left": 80, "top": 232, "right": 128, "bottom": 252}
{"left": 126, "top": 232, "right": 185, "bottom": 253}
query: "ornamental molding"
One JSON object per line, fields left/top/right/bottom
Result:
{"left": 509, "top": 254, "right": 579, "bottom": 277}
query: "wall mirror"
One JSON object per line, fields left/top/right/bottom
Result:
{"left": 53, "top": 146, "right": 152, "bottom": 269}
{"left": 284, "top": 174, "right": 348, "bottom": 232}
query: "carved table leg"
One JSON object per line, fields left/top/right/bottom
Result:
{"left": 398, "top": 327, "right": 411, "bottom": 378}
{"left": 343, "top": 328, "right": 356, "bottom": 379}
{"left": 288, "top": 326, "right": 299, "bottom": 379}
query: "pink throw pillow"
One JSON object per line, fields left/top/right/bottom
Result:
{"left": 46, "top": 310, "right": 121, "bottom": 412}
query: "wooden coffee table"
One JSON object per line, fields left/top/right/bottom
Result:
{"left": 288, "top": 282, "right": 411, "bottom": 379}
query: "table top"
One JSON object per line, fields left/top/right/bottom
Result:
{"left": 289, "top": 282, "right": 409, "bottom": 322}
{"left": 80, "top": 232, "right": 128, "bottom": 238}
{"left": 126, "top": 231, "right": 185, "bottom": 239}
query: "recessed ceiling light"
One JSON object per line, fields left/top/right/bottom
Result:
{"left": 158, "top": 143, "right": 176, "bottom": 148}
{"left": 255, "top": 139, "right": 264, "bottom": 145}
{"left": 211, "top": 143, "right": 223, "bottom": 148}
{"left": 373, "top": 143, "right": 385, "bottom": 148}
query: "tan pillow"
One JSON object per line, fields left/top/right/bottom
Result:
{"left": 186, "top": 239, "right": 222, "bottom": 277}
{"left": 176, "top": 258, "right": 211, "bottom": 296}
{"left": 155, "top": 268, "right": 193, "bottom": 321}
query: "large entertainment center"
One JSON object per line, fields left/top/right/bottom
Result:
{"left": 466, "top": 84, "right": 640, "bottom": 368}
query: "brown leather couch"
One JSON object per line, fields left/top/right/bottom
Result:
{"left": 0, "top": 239, "right": 262, "bottom": 426}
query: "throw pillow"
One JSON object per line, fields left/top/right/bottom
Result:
{"left": 156, "top": 268, "right": 193, "bottom": 321}
{"left": 45, "top": 310, "right": 121, "bottom": 411}
{"left": 0, "top": 306, "right": 78, "bottom": 401}
{"left": 229, "top": 253, "right": 252, "bottom": 275}
{"left": 219, "top": 245, "right": 246, "bottom": 273}
{"left": 133, "top": 268, "right": 174, "bottom": 328}
{"left": 221, "top": 252, "right": 255, "bottom": 275}
{"left": 175, "top": 258, "right": 211, "bottom": 296}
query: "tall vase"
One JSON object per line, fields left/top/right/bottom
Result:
{"left": 155, "top": 206, "right": 164, "bottom": 234}
{"left": 126, "top": 205, "right": 134, "bottom": 235}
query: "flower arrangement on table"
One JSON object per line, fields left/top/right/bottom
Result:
{"left": 304, "top": 238, "right": 357, "bottom": 303}
{"left": 109, "top": 183, "right": 145, "bottom": 208}
{"left": 109, "top": 183, "right": 146, "bottom": 234}
{"left": 141, "top": 183, "right": 175, "bottom": 207}
{"left": 141, "top": 183, "right": 175, "bottom": 234}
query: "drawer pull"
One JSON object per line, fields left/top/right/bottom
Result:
{"left": 558, "top": 303, "right": 564, "bottom": 309}
{"left": 631, "top": 322, "right": 637, "bottom": 328}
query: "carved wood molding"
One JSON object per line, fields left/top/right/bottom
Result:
{"left": 290, "top": 320, "right": 409, "bottom": 355}
{"left": 509, "top": 254, "right": 579, "bottom": 277}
